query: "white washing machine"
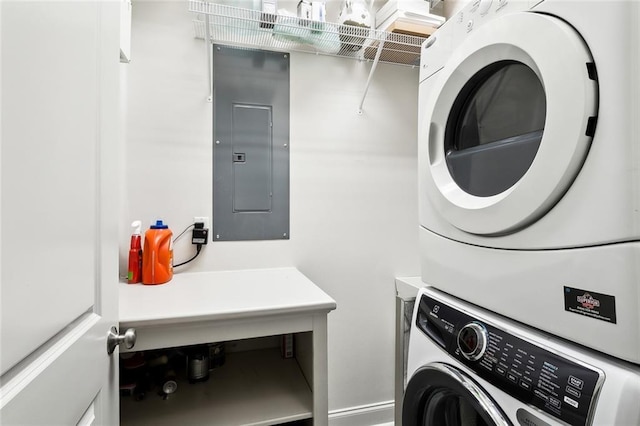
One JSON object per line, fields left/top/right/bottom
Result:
{"left": 403, "top": 286, "right": 640, "bottom": 426}
{"left": 418, "top": 0, "right": 640, "bottom": 363}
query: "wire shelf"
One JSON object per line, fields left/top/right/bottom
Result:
{"left": 189, "top": 0, "right": 429, "bottom": 67}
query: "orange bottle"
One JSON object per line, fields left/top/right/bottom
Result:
{"left": 142, "top": 220, "right": 173, "bottom": 285}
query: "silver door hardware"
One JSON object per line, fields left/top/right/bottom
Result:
{"left": 107, "top": 326, "right": 137, "bottom": 355}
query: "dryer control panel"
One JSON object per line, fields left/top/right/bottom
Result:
{"left": 416, "top": 293, "right": 604, "bottom": 426}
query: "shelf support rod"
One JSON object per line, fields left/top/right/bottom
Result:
{"left": 205, "top": 13, "right": 213, "bottom": 102}
{"left": 358, "top": 37, "right": 385, "bottom": 114}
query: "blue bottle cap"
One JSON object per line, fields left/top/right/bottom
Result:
{"left": 150, "top": 220, "right": 169, "bottom": 229}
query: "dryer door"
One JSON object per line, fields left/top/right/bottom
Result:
{"left": 420, "top": 12, "right": 598, "bottom": 236}
{"left": 403, "top": 363, "right": 512, "bottom": 426}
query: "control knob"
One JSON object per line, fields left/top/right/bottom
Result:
{"left": 457, "top": 322, "right": 488, "bottom": 361}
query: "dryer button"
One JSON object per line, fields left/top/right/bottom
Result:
{"left": 424, "top": 36, "right": 437, "bottom": 49}
{"left": 479, "top": 0, "right": 493, "bottom": 15}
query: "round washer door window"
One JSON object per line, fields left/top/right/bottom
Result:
{"left": 403, "top": 363, "right": 511, "bottom": 426}
{"left": 419, "top": 12, "right": 597, "bottom": 235}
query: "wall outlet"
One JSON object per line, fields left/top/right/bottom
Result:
{"left": 193, "top": 216, "right": 210, "bottom": 229}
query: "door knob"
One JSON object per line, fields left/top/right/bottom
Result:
{"left": 107, "top": 326, "right": 137, "bottom": 355}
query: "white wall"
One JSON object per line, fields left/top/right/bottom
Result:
{"left": 122, "top": 0, "right": 420, "bottom": 419}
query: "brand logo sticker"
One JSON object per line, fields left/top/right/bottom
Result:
{"left": 564, "top": 287, "right": 617, "bottom": 324}
{"left": 576, "top": 293, "right": 600, "bottom": 310}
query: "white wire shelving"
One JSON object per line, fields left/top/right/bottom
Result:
{"left": 189, "top": 0, "right": 434, "bottom": 112}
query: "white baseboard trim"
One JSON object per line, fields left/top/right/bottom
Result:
{"left": 329, "top": 400, "right": 395, "bottom": 426}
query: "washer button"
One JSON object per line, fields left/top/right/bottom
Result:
{"left": 568, "top": 375, "right": 584, "bottom": 390}
{"left": 563, "top": 396, "right": 579, "bottom": 409}
{"left": 534, "top": 389, "right": 549, "bottom": 402}
{"left": 549, "top": 397, "right": 562, "bottom": 409}
{"left": 566, "top": 386, "right": 582, "bottom": 398}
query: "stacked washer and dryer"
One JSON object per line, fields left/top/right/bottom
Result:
{"left": 403, "top": 0, "right": 640, "bottom": 425}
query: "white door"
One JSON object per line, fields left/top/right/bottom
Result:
{"left": 1, "top": 1, "right": 121, "bottom": 425}
{"left": 419, "top": 12, "right": 598, "bottom": 236}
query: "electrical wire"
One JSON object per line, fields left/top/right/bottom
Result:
{"left": 173, "top": 244, "right": 203, "bottom": 268}
{"left": 173, "top": 223, "right": 195, "bottom": 243}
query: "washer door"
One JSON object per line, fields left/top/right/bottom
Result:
{"left": 420, "top": 12, "right": 598, "bottom": 236}
{"left": 403, "top": 363, "right": 512, "bottom": 426}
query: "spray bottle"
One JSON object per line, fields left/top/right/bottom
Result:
{"left": 142, "top": 220, "right": 173, "bottom": 285}
{"left": 127, "top": 221, "right": 143, "bottom": 284}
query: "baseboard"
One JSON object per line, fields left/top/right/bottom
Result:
{"left": 329, "top": 400, "right": 395, "bottom": 426}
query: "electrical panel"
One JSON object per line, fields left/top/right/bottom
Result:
{"left": 212, "top": 45, "right": 290, "bottom": 241}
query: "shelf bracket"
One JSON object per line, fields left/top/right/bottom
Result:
{"left": 358, "top": 37, "right": 385, "bottom": 114}
{"left": 205, "top": 13, "right": 213, "bottom": 103}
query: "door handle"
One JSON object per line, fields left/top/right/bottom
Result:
{"left": 107, "top": 326, "right": 137, "bottom": 355}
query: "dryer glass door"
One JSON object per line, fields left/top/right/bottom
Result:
{"left": 403, "top": 363, "right": 512, "bottom": 426}
{"left": 445, "top": 61, "right": 546, "bottom": 198}
{"left": 420, "top": 12, "right": 598, "bottom": 235}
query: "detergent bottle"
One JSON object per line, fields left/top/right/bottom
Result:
{"left": 142, "top": 220, "right": 173, "bottom": 285}
{"left": 127, "top": 220, "right": 143, "bottom": 284}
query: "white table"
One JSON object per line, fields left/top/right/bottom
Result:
{"left": 119, "top": 267, "right": 336, "bottom": 426}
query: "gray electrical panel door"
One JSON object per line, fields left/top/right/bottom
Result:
{"left": 213, "top": 45, "right": 290, "bottom": 241}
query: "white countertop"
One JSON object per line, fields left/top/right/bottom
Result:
{"left": 395, "top": 276, "right": 425, "bottom": 300}
{"left": 119, "top": 267, "right": 337, "bottom": 327}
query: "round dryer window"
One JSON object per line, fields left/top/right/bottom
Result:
{"left": 445, "top": 61, "right": 546, "bottom": 198}
{"left": 420, "top": 12, "right": 598, "bottom": 236}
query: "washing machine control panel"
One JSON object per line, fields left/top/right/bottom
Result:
{"left": 416, "top": 293, "right": 604, "bottom": 426}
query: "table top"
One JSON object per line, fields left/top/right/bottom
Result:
{"left": 120, "top": 267, "right": 337, "bottom": 327}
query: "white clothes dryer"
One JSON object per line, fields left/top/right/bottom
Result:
{"left": 418, "top": 0, "right": 640, "bottom": 362}
{"left": 403, "top": 286, "right": 640, "bottom": 426}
